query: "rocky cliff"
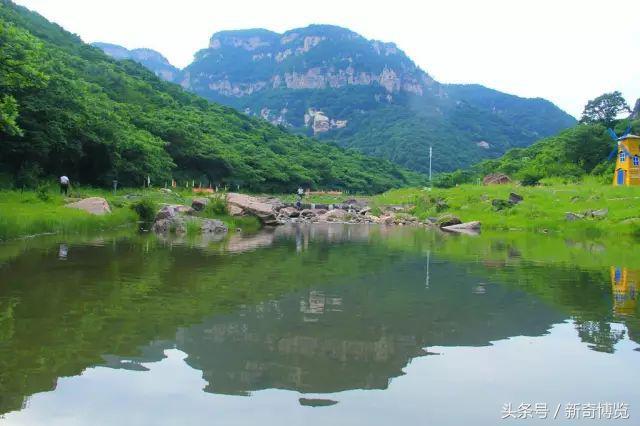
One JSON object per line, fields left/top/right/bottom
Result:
{"left": 631, "top": 98, "right": 640, "bottom": 120}
{"left": 95, "top": 25, "right": 576, "bottom": 173}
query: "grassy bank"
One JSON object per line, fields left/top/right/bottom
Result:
{"left": 0, "top": 187, "right": 260, "bottom": 241}
{"left": 371, "top": 178, "right": 640, "bottom": 238}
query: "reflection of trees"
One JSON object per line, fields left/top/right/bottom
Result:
{"left": 575, "top": 321, "right": 626, "bottom": 353}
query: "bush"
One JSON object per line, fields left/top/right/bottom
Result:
{"left": 520, "top": 172, "right": 543, "bottom": 187}
{"left": 130, "top": 198, "right": 157, "bottom": 224}
{"left": 36, "top": 185, "right": 51, "bottom": 202}
{"left": 202, "top": 195, "right": 228, "bottom": 217}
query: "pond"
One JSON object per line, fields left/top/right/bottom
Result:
{"left": 0, "top": 224, "right": 638, "bottom": 425}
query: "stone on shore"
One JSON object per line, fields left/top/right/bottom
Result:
{"left": 66, "top": 197, "right": 111, "bottom": 215}
{"left": 509, "top": 192, "right": 524, "bottom": 205}
{"left": 442, "top": 221, "right": 481, "bottom": 235}
{"left": 226, "top": 193, "right": 278, "bottom": 226}
{"left": 191, "top": 197, "right": 209, "bottom": 211}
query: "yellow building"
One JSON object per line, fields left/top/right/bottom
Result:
{"left": 613, "top": 134, "right": 640, "bottom": 186}
{"left": 610, "top": 267, "right": 638, "bottom": 315}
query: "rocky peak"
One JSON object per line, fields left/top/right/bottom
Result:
{"left": 631, "top": 98, "right": 640, "bottom": 120}
{"left": 185, "top": 24, "right": 436, "bottom": 99}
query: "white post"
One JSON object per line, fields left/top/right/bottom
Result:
{"left": 428, "top": 146, "right": 433, "bottom": 191}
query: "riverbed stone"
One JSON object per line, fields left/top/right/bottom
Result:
{"left": 565, "top": 212, "right": 584, "bottom": 221}
{"left": 226, "top": 193, "right": 278, "bottom": 226}
{"left": 66, "top": 197, "right": 111, "bottom": 215}
{"left": 191, "top": 197, "right": 209, "bottom": 211}
{"left": 509, "top": 192, "right": 524, "bottom": 205}
{"left": 442, "top": 221, "right": 481, "bottom": 234}
{"left": 281, "top": 207, "right": 300, "bottom": 218}
{"left": 201, "top": 219, "right": 228, "bottom": 233}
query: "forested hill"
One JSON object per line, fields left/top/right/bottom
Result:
{"left": 97, "top": 26, "right": 576, "bottom": 174}
{"left": 434, "top": 118, "right": 640, "bottom": 187}
{"left": 0, "top": 1, "right": 423, "bottom": 193}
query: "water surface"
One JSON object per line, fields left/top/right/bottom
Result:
{"left": 0, "top": 224, "right": 638, "bottom": 425}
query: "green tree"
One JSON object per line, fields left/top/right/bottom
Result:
{"left": 580, "top": 91, "right": 631, "bottom": 127}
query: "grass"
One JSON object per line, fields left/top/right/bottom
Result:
{"left": 0, "top": 190, "right": 137, "bottom": 241}
{"left": 371, "top": 177, "right": 640, "bottom": 238}
{"left": 0, "top": 186, "right": 259, "bottom": 241}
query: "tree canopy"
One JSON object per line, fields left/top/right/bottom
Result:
{"left": 580, "top": 91, "right": 631, "bottom": 128}
{"left": 0, "top": 0, "right": 423, "bottom": 192}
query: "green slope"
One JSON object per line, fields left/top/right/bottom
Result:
{"left": 0, "top": 1, "right": 423, "bottom": 193}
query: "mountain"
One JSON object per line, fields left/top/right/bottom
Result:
{"left": 91, "top": 42, "right": 179, "bottom": 81}
{"left": 632, "top": 98, "right": 640, "bottom": 119}
{"left": 0, "top": 1, "right": 423, "bottom": 192}
{"left": 96, "top": 25, "right": 576, "bottom": 173}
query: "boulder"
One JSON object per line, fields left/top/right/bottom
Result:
{"left": 442, "top": 221, "right": 481, "bottom": 235}
{"left": 152, "top": 217, "right": 186, "bottom": 234}
{"left": 228, "top": 204, "right": 244, "bottom": 216}
{"left": 191, "top": 197, "right": 209, "bottom": 211}
{"left": 159, "top": 188, "right": 172, "bottom": 194}
{"left": 201, "top": 219, "right": 228, "bottom": 234}
{"left": 436, "top": 214, "right": 462, "bottom": 228}
{"left": 509, "top": 192, "right": 524, "bottom": 205}
{"left": 587, "top": 208, "right": 608, "bottom": 219}
{"left": 565, "top": 212, "right": 584, "bottom": 221}
{"left": 281, "top": 207, "right": 300, "bottom": 218}
{"left": 66, "top": 197, "right": 111, "bottom": 215}
{"left": 226, "top": 193, "right": 278, "bottom": 226}
{"left": 482, "top": 173, "right": 511, "bottom": 185}
{"left": 380, "top": 215, "right": 395, "bottom": 225}
{"left": 318, "top": 209, "right": 350, "bottom": 222}
{"left": 154, "top": 204, "right": 194, "bottom": 221}
{"left": 299, "top": 209, "right": 317, "bottom": 218}
{"left": 359, "top": 206, "right": 372, "bottom": 215}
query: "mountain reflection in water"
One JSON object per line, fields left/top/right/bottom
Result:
{"left": 0, "top": 223, "right": 638, "bottom": 423}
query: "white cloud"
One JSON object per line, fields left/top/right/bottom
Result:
{"left": 12, "top": 0, "right": 640, "bottom": 116}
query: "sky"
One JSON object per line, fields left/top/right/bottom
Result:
{"left": 13, "top": 0, "right": 640, "bottom": 117}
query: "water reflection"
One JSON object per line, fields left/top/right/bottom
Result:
{"left": 0, "top": 224, "right": 639, "bottom": 422}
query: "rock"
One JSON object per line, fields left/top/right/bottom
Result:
{"left": 154, "top": 204, "right": 194, "bottom": 221}
{"left": 588, "top": 208, "right": 608, "bottom": 218}
{"left": 367, "top": 215, "right": 381, "bottom": 224}
{"left": 228, "top": 204, "right": 244, "bottom": 216}
{"left": 482, "top": 173, "right": 511, "bottom": 185}
{"left": 359, "top": 206, "right": 372, "bottom": 215}
{"left": 201, "top": 219, "right": 228, "bottom": 233}
{"left": 442, "top": 221, "right": 481, "bottom": 235}
{"left": 318, "top": 209, "right": 350, "bottom": 222}
{"left": 226, "top": 193, "right": 278, "bottom": 226}
{"left": 152, "top": 216, "right": 186, "bottom": 234}
{"left": 508, "top": 192, "right": 523, "bottom": 205}
{"left": 299, "top": 209, "right": 316, "bottom": 218}
{"left": 492, "top": 199, "right": 513, "bottom": 211}
{"left": 191, "top": 197, "right": 209, "bottom": 211}
{"left": 380, "top": 215, "right": 395, "bottom": 225}
{"left": 565, "top": 212, "right": 584, "bottom": 221}
{"left": 436, "top": 214, "right": 462, "bottom": 228}
{"left": 281, "top": 206, "right": 300, "bottom": 218}
{"left": 159, "top": 188, "right": 172, "bottom": 194}
{"left": 66, "top": 197, "right": 111, "bottom": 215}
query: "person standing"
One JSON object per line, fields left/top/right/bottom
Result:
{"left": 60, "top": 175, "right": 70, "bottom": 195}
{"left": 296, "top": 186, "right": 304, "bottom": 209}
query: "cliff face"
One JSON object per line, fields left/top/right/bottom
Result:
{"left": 95, "top": 25, "right": 576, "bottom": 173}
{"left": 181, "top": 25, "right": 435, "bottom": 99}
{"left": 632, "top": 98, "right": 640, "bottom": 120}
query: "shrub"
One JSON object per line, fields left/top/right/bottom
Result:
{"left": 130, "top": 198, "right": 157, "bottom": 224}
{"left": 520, "top": 172, "right": 543, "bottom": 187}
{"left": 202, "top": 195, "right": 228, "bottom": 217}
